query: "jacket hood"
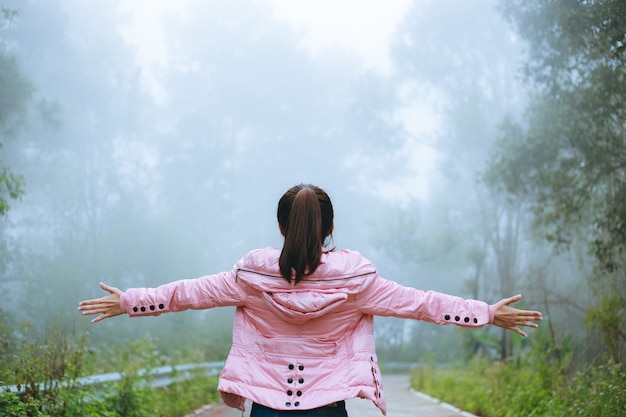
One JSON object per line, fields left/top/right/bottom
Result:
{"left": 260, "top": 291, "right": 348, "bottom": 325}
{"left": 235, "top": 247, "right": 377, "bottom": 324}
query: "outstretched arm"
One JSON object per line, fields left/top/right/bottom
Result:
{"left": 78, "top": 271, "right": 247, "bottom": 323}
{"left": 357, "top": 276, "right": 542, "bottom": 336}
{"left": 492, "top": 294, "right": 542, "bottom": 337}
{"left": 78, "top": 282, "right": 122, "bottom": 323}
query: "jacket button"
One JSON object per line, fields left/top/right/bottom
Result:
{"left": 150, "top": 305, "right": 155, "bottom": 311}
{"left": 285, "top": 402, "right": 291, "bottom": 407}
{"left": 296, "top": 391, "right": 302, "bottom": 396}
{"left": 287, "top": 378, "right": 293, "bottom": 383}
{"left": 444, "top": 314, "right": 450, "bottom": 320}
{"left": 158, "top": 304, "right": 164, "bottom": 309}
{"left": 298, "top": 365, "right": 304, "bottom": 371}
{"left": 288, "top": 364, "right": 294, "bottom": 370}
{"left": 464, "top": 317, "right": 469, "bottom": 323}
{"left": 298, "top": 378, "right": 304, "bottom": 384}
{"left": 140, "top": 307, "right": 146, "bottom": 312}
{"left": 454, "top": 315, "right": 460, "bottom": 321}
{"left": 133, "top": 307, "right": 138, "bottom": 312}
{"left": 474, "top": 318, "right": 478, "bottom": 323}
{"left": 287, "top": 390, "right": 293, "bottom": 396}
{"left": 294, "top": 402, "right": 300, "bottom": 407}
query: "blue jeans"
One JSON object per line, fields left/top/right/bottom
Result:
{"left": 250, "top": 401, "right": 348, "bottom": 417}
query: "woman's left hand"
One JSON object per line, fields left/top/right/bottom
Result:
{"left": 492, "top": 294, "right": 543, "bottom": 337}
{"left": 77, "top": 282, "right": 123, "bottom": 323}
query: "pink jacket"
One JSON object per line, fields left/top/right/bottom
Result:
{"left": 120, "top": 247, "right": 495, "bottom": 415}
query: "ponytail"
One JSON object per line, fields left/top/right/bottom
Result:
{"left": 277, "top": 184, "right": 334, "bottom": 283}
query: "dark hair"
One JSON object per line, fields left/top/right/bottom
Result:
{"left": 277, "top": 184, "right": 334, "bottom": 283}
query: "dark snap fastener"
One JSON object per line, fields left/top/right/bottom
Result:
{"left": 158, "top": 304, "right": 164, "bottom": 309}
{"left": 444, "top": 314, "right": 450, "bottom": 320}
{"left": 294, "top": 402, "right": 300, "bottom": 407}
{"left": 298, "top": 378, "right": 304, "bottom": 384}
{"left": 287, "top": 390, "right": 293, "bottom": 396}
{"left": 454, "top": 315, "right": 460, "bottom": 321}
{"left": 298, "top": 365, "right": 304, "bottom": 371}
{"left": 150, "top": 305, "right": 155, "bottom": 311}
{"left": 474, "top": 318, "right": 478, "bottom": 323}
{"left": 288, "top": 364, "right": 294, "bottom": 370}
{"left": 464, "top": 317, "right": 469, "bottom": 323}
{"left": 370, "top": 356, "right": 374, "bottom": 361}
{"left": 140, "top": 306, "right": 146, "bottom": 312}
{"left": 133, "top": 307, "right": 138, "bottom": 312}
{"left": 296, "top": 391, "right": 302, "bottom": 396}
{"left": 288, "top": 378, "right": 293, "bottom": 383}
{"left": 286, "top": 402, "right": 291, "bottom": 407}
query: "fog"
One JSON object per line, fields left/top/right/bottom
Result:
{"left": 2, "top": 0, "right": 568, "bottom": 362}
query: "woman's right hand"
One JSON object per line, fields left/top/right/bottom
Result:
{"left": 77, "top": 282, "right": 123, "bottom": 323}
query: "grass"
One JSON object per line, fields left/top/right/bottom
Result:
{"left": 0, "top": 321, "right": 221, "bottom": 417}
{"left": 411, "top": 356, "right": 626, "bottom": 417}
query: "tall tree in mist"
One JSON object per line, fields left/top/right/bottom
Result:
{"left": 486, "top": 0, "right": 626, "bottom": 362}
{"left": 0, "top": 5, "right": 63, "bottom": 287}
{"left": 375, "top": 0, "right": 534, "bottom": 360}
{"left": 0, "top": 0, "right": 154, "bottom": 328}
{"left": 0, "top": 8, "right": 32, "bottom": 216}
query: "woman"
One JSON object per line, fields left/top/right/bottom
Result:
{"left": 78, "top": 184, "right": 542, "bottom": 417}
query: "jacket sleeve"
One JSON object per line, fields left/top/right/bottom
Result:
{"left": 119, "top": 269, "right": 247, "bottom": 317}
{"left": 356, "top": 275, "right": 495, "bottom": 327}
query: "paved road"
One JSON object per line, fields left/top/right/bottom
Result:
{"left": 187, "top": 374, "right": 476, "bottom": 417}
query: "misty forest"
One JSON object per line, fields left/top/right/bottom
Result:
{"left": 1, "top": 0, "right": 625, "bottom": 416}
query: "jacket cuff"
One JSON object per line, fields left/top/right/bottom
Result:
{"left": 488, "top": 304, "right": 496, "bottom": 324}
{"left": 119, "top": 291, "right": 131, "bottom": 314}
{"left": 120, "top": 288, "right": 168, "bottom": 317}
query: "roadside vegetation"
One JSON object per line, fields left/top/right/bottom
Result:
{"left": 0, "top": 319, "right": 219, "bottom": 417}
{"left": 411, "top": 353, "right": 626, "bottom": 417}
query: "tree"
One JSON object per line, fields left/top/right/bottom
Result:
{"left": 372, "top": 0, "right": 535, "bottom": 361}
{"left": 0, "top": 8, "right": 32, "bottom": 216}
{"left": 486, "top": 0, "right": 626, "bottom": 362}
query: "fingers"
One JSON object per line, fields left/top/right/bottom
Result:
{"left": 512, "top": 327, "right": 527, "bottom": 338}
{"left": 508, "top": 315, "right": 542, "bottom": 333}
{"left": 496, "top": 294, "right": 544, "bottom": 321}
{"left": 91, "top": 313, "right": 109, "bottom": 323}
{"left": 505, "top": 294, "right": 522, "bottom": 305}
{"left": 515, "top": 312, "right": 543, "bottom": 322}
{"left": 77, "top": 282, "right": 123, "bottom": 324}
{"left": 78, "top": 302, "right": 116, "bottom": 323}
{"left": 78, "top": 282, "right": 119, "bottom": 308}
{"left": 78, "top": 298, "right": 103, "bottom": 307}
{"left": 100, "top": 282, "right": 121, "bottom": 295}
{"left": 496, "top": 294, "right": 522, "bottom": 308}
{"left": 78, "top": 303, "right": 108, "bottom": 315}
{"left": 502, "top": 322, "right": 529, "bottom": 338}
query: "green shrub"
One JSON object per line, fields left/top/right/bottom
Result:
{"left": 0, "top": 321, "right": 221, "bottom": 417}
{"left": 411, "top": 356, "right": 625, "bottom": 417}
{"left": 0, "top": 321, "right": 96, "bottom": 417}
